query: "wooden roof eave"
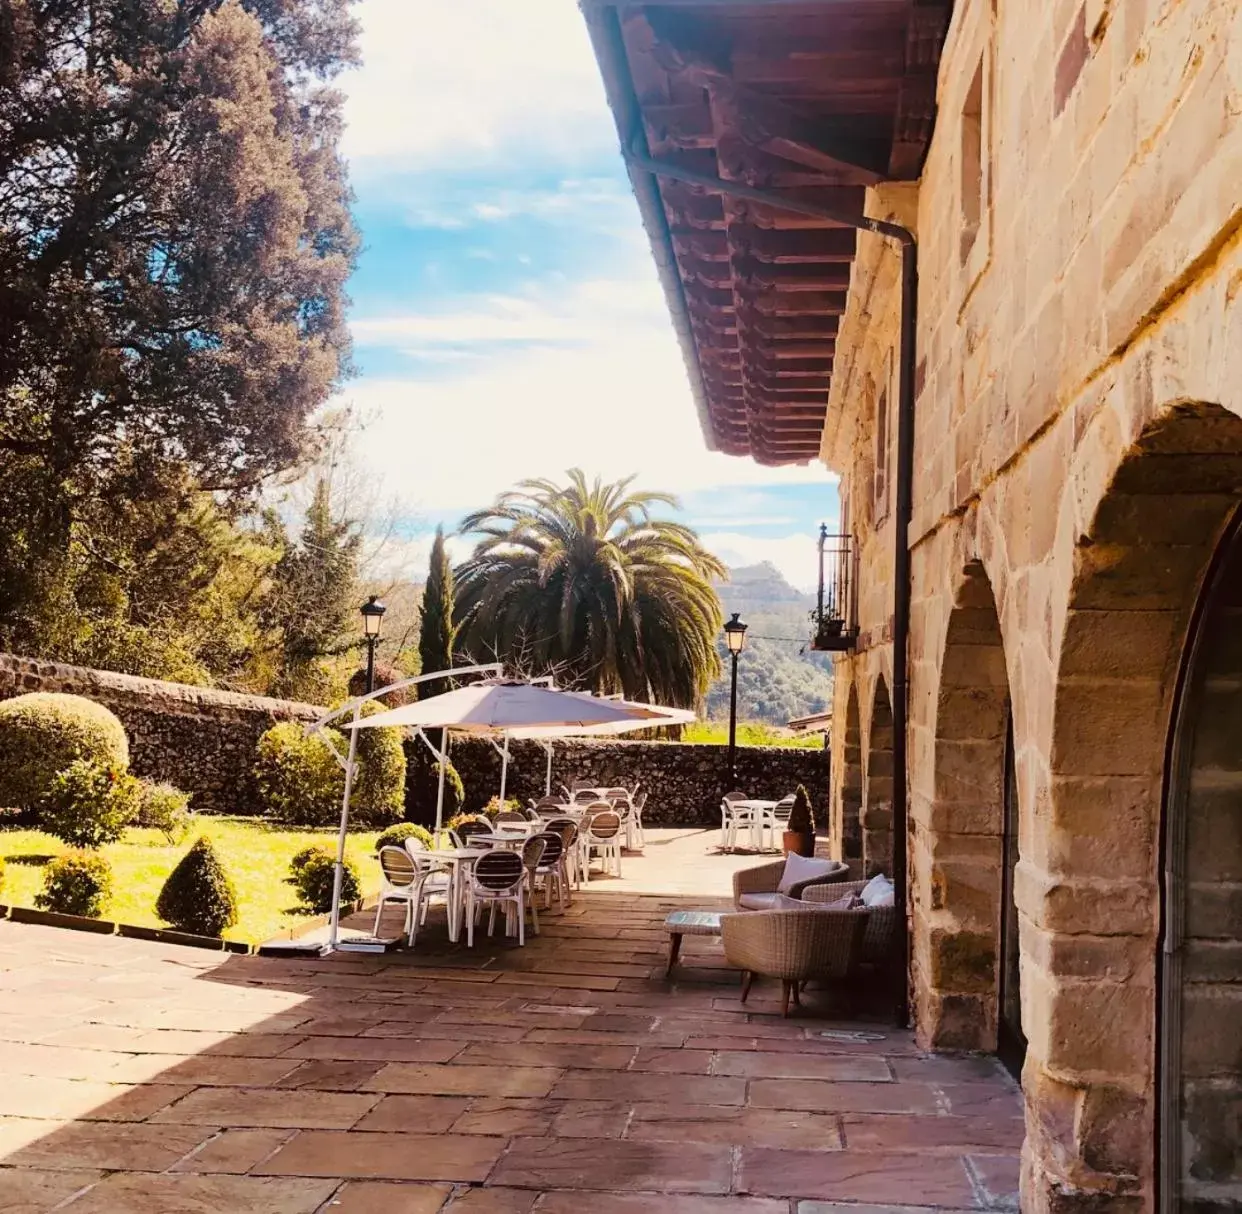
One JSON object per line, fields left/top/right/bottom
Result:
{"left": 583, "top": 3, "right": 725, "bottom": 453}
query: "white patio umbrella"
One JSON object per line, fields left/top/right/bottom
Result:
{"left": 349, "top": 683, "right": 654, "bottom": 824}
{"left": 351, "top": 682, "right": 648, "bottom": 734}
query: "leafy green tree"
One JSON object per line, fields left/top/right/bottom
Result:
{"left": 455, "top": 470, "right": 726, "bottom": 709}
{"left": 0, "top": 0, "right": 358, "bottom": 642}
{"left": 265, "top": 479, "right": 360, "bottom": 700}
{"left": 418, "top": 528, "right": 456, "bottom": 699}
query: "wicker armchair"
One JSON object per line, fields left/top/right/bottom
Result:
{"left": 803, "top": 880, "right": 897, "bottom": 965}
{"left": 720, "top": 905, "right": 870, "bottom": 1017}
{"left": 732, "top": 858, "right": 849, "bottom": 910}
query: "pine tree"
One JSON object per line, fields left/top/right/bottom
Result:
{"left": 418, "top": 528, "right": 457, "bottom": 700}
{"left": 0, "top": 0, "right": 358, "bottom": 640}
{"left": 267, "top": 478, "right": 360, "bottom": 698}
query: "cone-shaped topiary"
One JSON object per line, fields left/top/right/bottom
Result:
{"left": 352, "top": 702, "right": 406, "bottom": 828}
{"left": 787, "top": 785, "right": 816, "bottom": 834}
{"left": 156, "top": 837, "right": 238, "bottom": 937}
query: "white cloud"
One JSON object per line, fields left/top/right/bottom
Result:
{"left": 339, "top": 271, "right": 832, "bottom": 525}
{"left": 342, "top": 0, "right": 614, "bottom": 170}
{"left": 699, "top": 532, "right": 830, "bottom": 594}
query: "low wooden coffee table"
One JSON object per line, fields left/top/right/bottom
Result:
{"left": 664, "top": 909, "right": 723, "bottom": 975}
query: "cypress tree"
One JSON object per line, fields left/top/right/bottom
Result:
{"left": 418, "top": 528, "right": 456, "bottom": 700}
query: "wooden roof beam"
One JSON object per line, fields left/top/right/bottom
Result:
{"left": 710, "top": 80, "right": 888, "bottom": 182}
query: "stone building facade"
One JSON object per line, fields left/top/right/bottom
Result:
{"left": 588, "top": 0, "right": 1240, "bottom": 1207}
{"left": 822, "top": 3, "right": 1240, "bottom": 1208}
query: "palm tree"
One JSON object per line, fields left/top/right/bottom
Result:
{"left": 454, "top": 470, "right": 726, "bottom": 708}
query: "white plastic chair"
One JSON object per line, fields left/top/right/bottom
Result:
{"left": 532, "top": 830, "right": 568, "bottom": 911}
{"left": 465, "top": 850, "right": 529, "bottom": 946}
{"left": 373, "top": 846, "right": 449, "bottom": 948}
{"left": 585, "top": 809, "right": 623, "bottom": 878}
{"left": 631, "top": 790, "right": 648, "bottom": 849}
{"left": 721, "top": 794, "right": 751, "bottom": 851}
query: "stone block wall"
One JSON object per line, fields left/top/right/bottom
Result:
{"left": 811, "top": 0, "right": 1242, "bottom": 1207}
{"left": 443, "top": 737, "right": 829, "bottom": 829}
{"left": 0, "top": 653, "right": 829, "bottom": 828}
{"left": 0, "top": 653, "right": 320, "bottom": 813}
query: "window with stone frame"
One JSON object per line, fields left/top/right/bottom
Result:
{"left": 954, "top": 0, "right": 994, "bottom": 296}
{"left": 873, "top": 351, "right": 894, "bottom": 523}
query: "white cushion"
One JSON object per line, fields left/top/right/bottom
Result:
{"left": 739, "top": 892, "right": 783, "bottom": 911}
{"left": 818, "top": 892, "right": 863, "bottom": 911}
{"left": 777, "top": 853, "right": 837, "bottom": 894}
{"left": 860, "top": 873, "right": 896, "bottom": 908}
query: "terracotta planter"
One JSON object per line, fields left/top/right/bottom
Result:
{"left": 782, "top": 830, "right": 815, "bottom": 858}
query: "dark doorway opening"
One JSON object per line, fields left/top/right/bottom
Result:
{"left": 997, "top": 710, "right": 1026, "bottom": 1080}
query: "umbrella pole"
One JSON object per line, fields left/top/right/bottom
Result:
{"left": 499, "top": 734, "right": 510, "bottom": 804}
{"left": 545, "top": 742, "right": 553, "bottom": 797}
{"left": 435, "top": 728, "right": 449, "bottom": 834}
{"left": 328, "top": 703, "right": 362, "bottom": 951}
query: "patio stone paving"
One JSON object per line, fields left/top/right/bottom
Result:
{"left": 0, "top": 828, "right": 1021, "bottom": 1210}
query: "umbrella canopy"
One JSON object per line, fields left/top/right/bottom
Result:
{"left": 349, "top": 681, "right": 648, "bottom": 734}
{"left": 508, "top": 699, "right": 695, "bottom": 739}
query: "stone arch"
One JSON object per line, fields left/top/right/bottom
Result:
{"left": 836, "top": 681, "right": 863, "bottom": 864}
{"left": 1024, "top": 400, "right": 1242, "bottom": 1209}
{"left": 913, "top": 560, "right": 1011, "bottom": 1052}
{"left": 864, "top": 677, "right": 894, "bottom": 877}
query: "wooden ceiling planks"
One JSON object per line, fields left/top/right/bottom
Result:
{"left": 606, "top": 0, "right": 949, "bottom": 464}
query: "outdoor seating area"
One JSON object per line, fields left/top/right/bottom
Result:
{"left": 0, "top": 844, "right": 1022, "bottom": 1212}
{"left": 370, "top": 785, "right": 646, "bottom": 951}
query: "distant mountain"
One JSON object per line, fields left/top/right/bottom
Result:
{"left": 706, "top": 563, "right": 834, "bottom": 726}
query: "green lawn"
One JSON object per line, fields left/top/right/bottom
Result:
{"left": 0, "top": 816, "right": 382, "bottom": 945}
{"left": 680, "top": 721, "right": 825, "bottom": 749}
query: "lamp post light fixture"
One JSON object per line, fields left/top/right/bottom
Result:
{"left": 723, "top": 612, "right": 748, "bottom": 789}
{"left": 360, "top": 595, "right": 386, "bottom": 694}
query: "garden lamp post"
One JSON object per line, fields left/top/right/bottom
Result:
{"left": 360, "top": 596, "right": 386, "bottom": 694}
{"left": 723, "top": 612, "right": 748, "bottom": 788}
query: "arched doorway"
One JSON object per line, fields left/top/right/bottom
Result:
{"left": 916, "top": 560, "right": 1014, "bottom": 1054}
{"left": 837, "top": 683, "right": 863, "bottom": 865}
{"left": 1160, "top": 508, "right": 1242, "bottom": 1208}
{"left": 865, "top": 677, "right": 894, "bottom": 877}
{"left": 1034, "top": 400, "right": 1242, "bottom": 1205}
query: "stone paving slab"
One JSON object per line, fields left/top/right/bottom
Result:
{"left": 0, "top": 834, "right": 1022, "bottom": 1210}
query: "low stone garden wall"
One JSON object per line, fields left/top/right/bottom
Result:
{"left": 0, "top": 654, "right": 319, "bottom": 813}
{"left": 0, "top": 653, "right": 830, "bottom": 826}
{"left": 443, "top": 736, "right": 829, "bottom": 828}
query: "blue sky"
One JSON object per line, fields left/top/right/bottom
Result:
{"left": 333, "top": 0, "right": 839, "bottom": 589}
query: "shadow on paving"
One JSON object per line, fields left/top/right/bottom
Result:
{"left": 0, "top": 883, "right": 1023, "bottom": 1212}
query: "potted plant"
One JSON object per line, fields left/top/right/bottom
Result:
{"left": 783, "top": 785, "right": 816, "bottom": 857}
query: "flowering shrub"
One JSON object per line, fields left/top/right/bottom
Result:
{"left": 42, "top": 760, "right": 141, "bottom": 847}
{"left": 36, "top": 851, "right": 114, "bottom": 917}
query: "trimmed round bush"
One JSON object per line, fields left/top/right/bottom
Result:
{"left": 290, "top": 843, "right": 334, "bottom": 874}
{"left": 294, "top": 850, "right": 361, "bottom": 913}
{"left": 135, "top": 782, "right": 192, "bottom": 844}
{"left": 375, "top": 823, "right": 434, "bottom": 853}
{"left": 347, "top": 664, "right": 412, "bottom": 706}
{"left": 156, "top": 837, "right": 238, "bottom": 937}
{"left": 0, "top": 693, "right": 129, "bottom": 812}
{"left": 483, "top": 796, "right": 523, "bottom": 820}
{"left": 41, "top": 759, "right": 141, "bottom": 848}
{"left": 254, "top": 722, "right": 346, "bottom": 826}
{"left": 352, "top": 704, "right": 406, "bottom": 829}
{"left": 35, "top": 851, "right": 113, "bottom": 918}
{"left": 447, "top": 812, "right": 488, "bottom": 833}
